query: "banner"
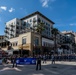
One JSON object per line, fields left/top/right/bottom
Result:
{"left": 16, "top": 58, "right": 36, "bottom": 65}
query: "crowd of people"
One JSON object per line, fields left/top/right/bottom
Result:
{"left": 1, "top": 54, "right": 76, "bottom": 70}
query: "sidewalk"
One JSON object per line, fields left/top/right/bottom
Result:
{"left": 41, "top": 61, "right": 76, "bottom": 65}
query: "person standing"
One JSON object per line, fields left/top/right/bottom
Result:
{"left": 12, "top": 55, "right": 17, "bottom": 68}
{"left": 12, "top": 55, "right": 15, "bottom": 68}
{"left": 15, "top": 55, "right": 17, "bottom": 67}
{"left": 43, "top": 54, "right": 46, "bottom": 63}
{"left": 51, "top": 54, "right": 55, "bottom": 64}
{"left": 36, "top": 55, "right": 41, "bottom": 70}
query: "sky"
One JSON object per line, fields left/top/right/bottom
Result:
{"left": 0, "top": 0, "right": 76, "bottom": 35}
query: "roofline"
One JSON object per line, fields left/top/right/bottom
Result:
{"left": 64, "top": 33, "right": 75, "bottom": 37}
{"left": 20, "top": 11, "right": 55, "bottom": 24}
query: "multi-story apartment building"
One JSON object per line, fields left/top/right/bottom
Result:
{"left": 21, "top": 11, "right": 54, "bottom": 38}
{"left": 3, "top": 11, "right": 55, "bottom": 55}
{"left": 5, "top": 18, "right": 25, "bottom": 40}
{"left": 61, "top": 31, "right": 75, "bottom": 54}
{"left": 5, "top": 11, "right": 54, "bottom": 41}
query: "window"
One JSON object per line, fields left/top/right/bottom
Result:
{"left": 33, "top": 18, "right": 35, "bottom": 20}
{"left": 42, "top": 20, "right": 43, "bottom": 23}
{"left": 11, "top": 23, "right": 13, "bottom": 25}
{"left": 22, "top": 38, "right": 26, "bottom": 44}
{"left": 34, "top": 37, "right": 39, "bottom": 46}
{"left": 43, "top": 42, "right": 45, "bottom": 46}
{"left": 23, "top": 22, "right": 26, "bottom": 26}
{"left": 13, "top": 43, "right": 15, "bottom": 46}
{"left": 14, "top": 22, "right": 15, "bottom": 24}
{"left": 46, "top": 23, "right": 48, "bottom": 25}
{"left": 17, "top": 22, "right": 19, "bottom": 25}
{"left": 16, "top": 26, "right": 19, "bottom": 29}
{"left": 33, "top": 18, "right": 36, "bottom": 23}
{"left": 38, "top": 18, "right": 41, "bottom": 22}
{"left": 12, "top": 42, "right": 18, "bottom": 46}
{"left": 15, "top": 42, "right": 18, "bottom": 46}
{"left": 30, "top": 19, "right": 32, "bottom": 22}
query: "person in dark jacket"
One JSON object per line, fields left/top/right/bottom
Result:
{"left": 12, "top": 55, "right": 15, "bottom": 68}
{"left": 36, "top": 55, "right": 41, "bottom": 70}
{"left": 12, "top": 55, "right": 17, "bottom": 68}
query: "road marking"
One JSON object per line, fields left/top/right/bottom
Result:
{"left": 0, "top": 67, "right": 22, "bottom": 72}
{"left": 44, "top": 68, "right": 59, "bottom": 74}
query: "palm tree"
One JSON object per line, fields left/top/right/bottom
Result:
{"left": 51, "top": 28, "right": 59, "bottom": 54}
{"left": 34, "top": 20, "right": 45, "bottom": 55}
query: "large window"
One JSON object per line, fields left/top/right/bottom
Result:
{"left": 22, "top": 37, "right": 26, "bottom": 45}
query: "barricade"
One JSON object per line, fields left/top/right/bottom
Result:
{"left": 16, "top": 58, "right": 36, "bottom": 65}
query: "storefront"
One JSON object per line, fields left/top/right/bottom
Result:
{"left": 13, "top": 49, "right": 29, "bottom": 56}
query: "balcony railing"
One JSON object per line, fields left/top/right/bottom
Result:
{"left": 4, "top": 30, "right": 8, "bottom": 33}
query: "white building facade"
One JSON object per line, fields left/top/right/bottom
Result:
{"left": 5, "top": 18, "right": 23, "bottom": 40}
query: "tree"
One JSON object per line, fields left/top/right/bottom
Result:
{"left": 34, "top": 20, "right": 45, "bottom": 55}
{"left": 72, "top": 43, "right": 76, "bottom": 53}
{"left": 51, "top": 28, "right": 59, "bottom": 54}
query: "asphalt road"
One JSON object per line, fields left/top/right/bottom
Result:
{"left": 0, "top": 61, "right": 76, "bottom": 75}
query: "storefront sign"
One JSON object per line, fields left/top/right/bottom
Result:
{"left": 16, "top": 58, "right": 36, "bottom": 65}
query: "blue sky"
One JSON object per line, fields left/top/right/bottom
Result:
{"left": 0, "top": 0, "right": 76, "bottom": 35}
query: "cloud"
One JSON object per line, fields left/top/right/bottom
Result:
{"left": 40, "top": 0, "right": 49, "bottom": 7}
{"left": 9, "top": 8, "right": 15, "bottom": 12}
{"left": 0, "top": 6, "right": 7, "bottom": 11}
{"left": 40, "top": 0, "right": 56, "bottom": 8}
{"left": 69, "top": 23, "right": 76, "bottom": 26}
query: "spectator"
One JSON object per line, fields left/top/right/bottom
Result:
{"left": 36, "top": 55, "right": 41, "bottom": 70}
{"left": 51, "top": 54, "right": 55, "bottom": 64}
{"left": 43, "top": 55, "right": 46, "bottom": 63}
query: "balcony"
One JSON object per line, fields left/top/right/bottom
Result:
{"left": 5, "top": 36, "right": 9, "bottom": 39}
{"left": 5, "top": 27, "right": 9, "bottom": 30}
{"left": 10, "top": 25, "right": 15, "bottom": 28}
{"left": 5, "top": 35, "right": 7, "bottom": 38}
{"left": 10, "top": 29, "right": 14, "bottom": 32}
{"left": 33, "top": 20, "right": 37, "bottom": 23}
{"left": 4, "top": 30, "right": 8, "bottom": 33}
{"left": 10, "top": 33, "right": 14, "bottom": 36}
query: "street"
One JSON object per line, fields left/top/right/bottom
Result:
{"left": 0, "top": 61, "right": 76, "bottom": 75}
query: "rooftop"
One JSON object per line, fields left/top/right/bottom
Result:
{"left": 21, "top": 11, "right": 55, "bottom": 24}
